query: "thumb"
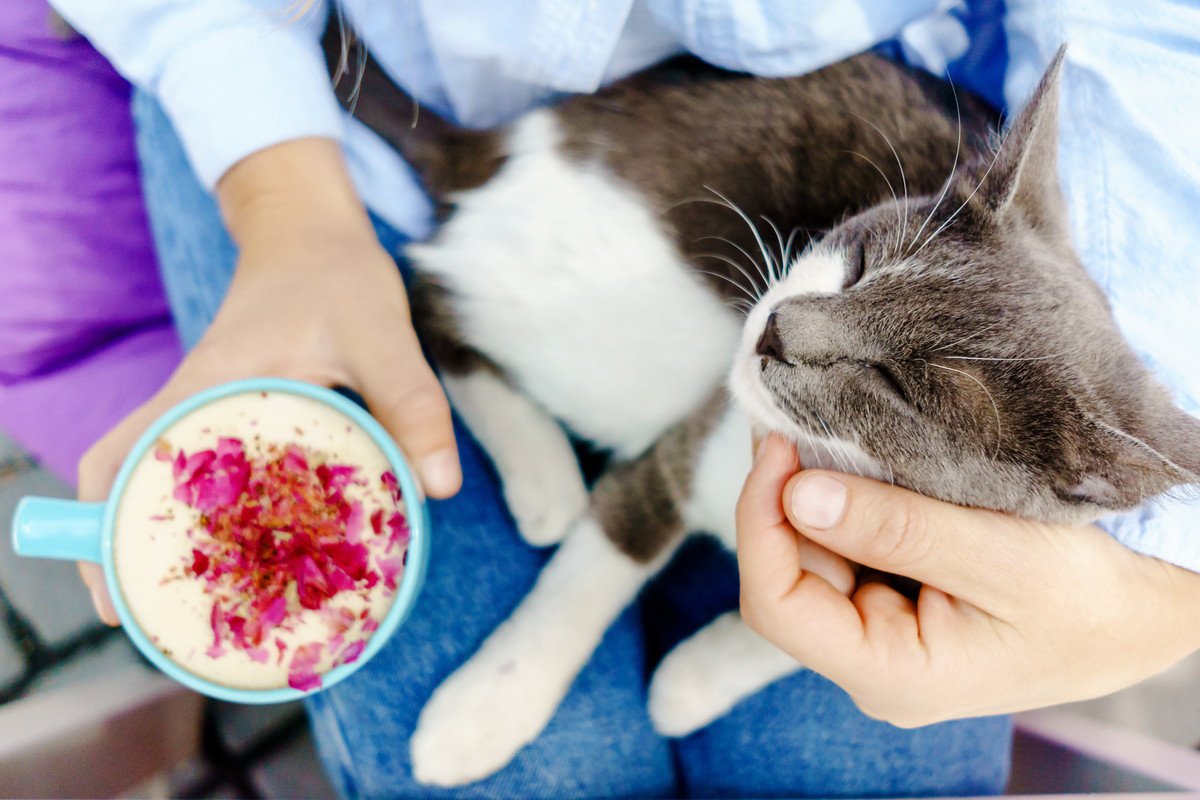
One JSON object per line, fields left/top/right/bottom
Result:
{"left": 353, "top": 332, "right": 461, "bottom": 498}
{"left": 736, "top": 435, "right": 857, "bottom": 599}
{"left": 735, "top": 434, "right": 803, "bottom": 600}
{"left": 782, "top": 470, "right": 1042, "bottom": 610}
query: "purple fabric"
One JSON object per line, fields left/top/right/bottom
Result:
{"left": 0, "top": 1, "right": 182, "bottom": 481}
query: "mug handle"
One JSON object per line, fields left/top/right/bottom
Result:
{"left": 12, "top": 497, "right": 105, "bottom": 563}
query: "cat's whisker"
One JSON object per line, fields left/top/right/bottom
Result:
{"left": 692, "top": 251, "right": 765, "bottom": 296}
{"left": 760, "top": 215, "right": 788, "bottom": 285}
{"left": 818, "top": 437, "right": 843, "bottom": 473}
{"left": 658, "top": 194, "right": 719, "bottom": 215}
{"left": 850, "top": 114, "right": 910, "bottom": 252}
{"left": 907, "top": 71, "right": 963, "bottom": 254}
{"left": 691, "top": 235, "right": 769, "bottom": 296}
{"left": 940, "top": 352, "right": 1067, "bottom": 363}
{"left": 690, "top": 259, "right": 761, "bottom": 302}
{"left": 802, "top": 229, "right": 818, "bottom": 255}
{"left": 810, "top": 425, "right": 838, "bottom": 471}
{"left": 913, "top": 121, "right": 1009, "bottom": 257}
{"left": 928, "top": 320, "right": 1006, "bottom": 353}
{"left": 928, "top": 362, "right": 1003, "bottom": 459}
{"left": 701, "top": 186, "right": 781, "bottom": 282}
{"left": 340, "top": 11, "right": 369, "bottom": 115}
{"left": 812, "top": 416, "right": 839, "bottom": 469}
{"left": 723, "top": 298, "right": 754, "bottom": 317}
{"left": 782, "top": 227, "right": 801, "bottom": 278}
{"left": 838, "top": 149, "right": 903, "bottom": 253}
{"left": 816, "top": 417, "right": 851, "bottom": 474}
{"left": 670, "top": 194, "right": 778, "bottom": 291}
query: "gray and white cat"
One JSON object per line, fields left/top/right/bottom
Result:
{"left": 333, "top": 43, "right": 1200, "bottom": 786}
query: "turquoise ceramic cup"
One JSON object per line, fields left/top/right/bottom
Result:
{"left": 10, "top": 378, "right": 430, "bottom": 703}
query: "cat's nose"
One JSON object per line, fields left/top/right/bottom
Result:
{"left": 755, "top": 312, "right": 787, "bottom": 362}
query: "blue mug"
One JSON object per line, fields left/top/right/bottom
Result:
{"left": 11, "top": 378, "right": 430, "bottom": 703}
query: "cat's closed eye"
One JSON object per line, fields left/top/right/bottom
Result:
{"left": 863, "top": 362, "right": 910, "bottom": 404}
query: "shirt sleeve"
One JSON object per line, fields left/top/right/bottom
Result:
{"left": 49, "top": 0, "right": 343, "bottom": 188}
{"left": 643, "top": 0, "right": 944, "bottom": 75}
{"left": 1004, "top": 0, "right": 1200, "bottom": 571}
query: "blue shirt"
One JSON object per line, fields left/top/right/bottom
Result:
{"left": 51, "top": 0, "right": 1200, "bottom": 571}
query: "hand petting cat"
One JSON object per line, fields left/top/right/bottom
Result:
{"left": 737, "top": 433, "right": 1200, "bottom": 727}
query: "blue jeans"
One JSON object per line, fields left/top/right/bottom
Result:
{"left": 132, "top": 92, "right": 1011, "bottom": 799}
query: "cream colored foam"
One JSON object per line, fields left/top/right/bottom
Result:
{"left": 114, "top": 391, "right": 403, "bottom": 690}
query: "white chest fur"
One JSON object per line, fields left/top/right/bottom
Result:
{"left": 407, "top": 111, "right": 741, "bottom": 458}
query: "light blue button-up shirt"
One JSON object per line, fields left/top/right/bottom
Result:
{"left": 52, "top": 0, "right": 1200, "bottom": 570}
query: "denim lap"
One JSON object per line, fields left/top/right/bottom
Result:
{"left": 131, "top": 90, "right": 1010, "bottom": 798}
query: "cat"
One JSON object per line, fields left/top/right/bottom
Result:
{"left": 329, "top": 39, "right": 1200, "bottom": 786}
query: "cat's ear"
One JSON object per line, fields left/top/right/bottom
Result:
{"left": 985, "top": 45, "right": 1069, "bottom": 232}
{"left": 1065, "top": 404, "right": 1200, "bottom": 511}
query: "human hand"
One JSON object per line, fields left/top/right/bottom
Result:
{"left": 77, "top": 138, "right": 459, "bottom": 624}
{"left": 737, "top": 434, "right": 1200, "bottom": 727}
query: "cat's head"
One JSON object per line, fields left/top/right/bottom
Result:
{"left": 729, "top": 48, "right": 1200, "bottom": 524}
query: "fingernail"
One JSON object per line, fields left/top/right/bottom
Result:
{"left": 419, "top": 448, "right": 460, "bottom": 496}
{"left": 754, "top": 437, "right": 769, "bottom": 464}
{"left": 792, "top": 474, "right": 847, "bottom": 530}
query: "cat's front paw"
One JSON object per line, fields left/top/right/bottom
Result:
{"left": 410, "top": 650, "right": 561, "bottom": 786}
{"left": 647, "top": 645, "right": 736, "bottom": 737}
{"left": 502, "top": 456, "right": 589, "bottom": 547}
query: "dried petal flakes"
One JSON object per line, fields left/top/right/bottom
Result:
{"left": 159, "top": 435, "right": 408, "bottom": 690}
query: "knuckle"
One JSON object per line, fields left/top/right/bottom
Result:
{"left": 868, "top": 498, "right": 933, "bottom": 569}
{"left": 381, "top": 384, "right": 450, "bottom": 428}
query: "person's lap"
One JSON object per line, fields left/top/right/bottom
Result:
{"left": 131, "top": 91, "right": 1010, "bottom": 798}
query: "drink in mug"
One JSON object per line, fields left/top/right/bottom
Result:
{"left": 113, "top": 389, "right": 412, "bottom": 691}
{"left": 13, "top": 380, "right": 426, "bottom": 700}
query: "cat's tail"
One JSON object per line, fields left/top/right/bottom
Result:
{"left": 321, "top": 22, "right": 504, "bottom": 200}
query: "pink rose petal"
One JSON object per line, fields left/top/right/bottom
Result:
{"left": 262, "top": 596, "right": 288, "bottom": 628}
{"left": 158, "top": 435, "right": 409, "bottom": 687}
{"left": 376, "top": 556, "right": 403, "bottom": 591}
{"left": 345, "top": 501, "right": 364, "bottom": 544}
{"left": 288, "top": 670, "right": 322, "bottom": 691}
{"left": 340, "top": 639, "right": 366, "bottom": 665}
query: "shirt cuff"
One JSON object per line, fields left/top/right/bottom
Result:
{"left": 155, "top": 21, "right": 344, "bottom": 188}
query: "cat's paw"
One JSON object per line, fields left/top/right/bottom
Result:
{"left": 502, "top": 456, "right": 589, "bottom": 547}
{"left": 649, "top": 612, "right": 801, "bottom": 737}
{"left": 410, "top": 649, "right": 561, "bottom": 786}
{"left": 647, "top": 646, "right": 736, "bottom": 737}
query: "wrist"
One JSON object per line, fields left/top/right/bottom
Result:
{"left": 1130, "top": 550, "right": 1200, "bottom": 652}
{"left": 217, "top": 137, "right": 377, "bottom": 253}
